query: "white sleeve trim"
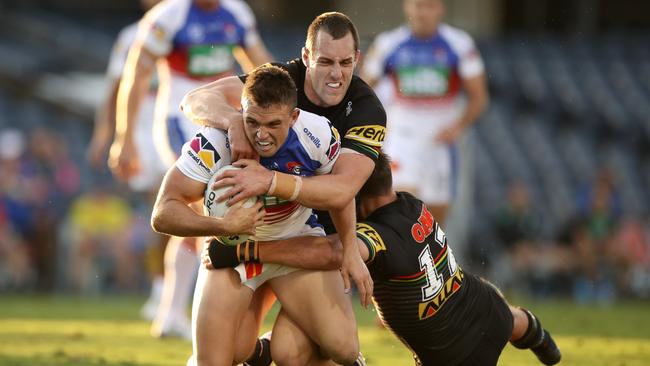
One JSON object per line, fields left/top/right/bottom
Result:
{"left": 140, "top": 0, "right": 191, "bottom": 57}
{"left": 362, "top": 25, "right": 410, "bottom": 82}
{"left": 221, "top": 0, "right": 261, "bottom": 47}
{"left": 439, "top": 24, "right": 484, "bottom": 79}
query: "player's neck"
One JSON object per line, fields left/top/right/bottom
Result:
{"left": 362, "top": 191, "right": 398, "bottom": 217}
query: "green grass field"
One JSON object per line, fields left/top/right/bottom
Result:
{"left": 0, "top": 295, "right": 649, "bottom": 365}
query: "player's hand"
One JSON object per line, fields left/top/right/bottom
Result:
{"left": 228, "top": 117, "right": 259, "bottom": 162}
{"left": 434, "top": 124, "right": 463, "bottom": 145}
{"left": 213, "top": 160, "right": 274, "bottom": 205}
{"left": 108, "top": 138, "right": 141, "bottom": 181}
{"left": 341, "top": 246, "right": 373, "bottom": 308}
{"left": 200, "top": 238, "right": 241, "bottom": 269}
{"left": 221, "top": 199, "right": 265, "bottom": 235}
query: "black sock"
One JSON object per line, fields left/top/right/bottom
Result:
{"left": 511, "top": 308, "right": 544, "bottom": 349}
{"left": 512, "top": 308, "right": 561, "bottom": 365}
{"left": 243, "top": 337, "right": 272, "bottom": 366}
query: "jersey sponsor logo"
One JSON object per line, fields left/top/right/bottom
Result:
{"left": 326, "top": 125, "right": 341, "bottom": 161}
{"left": 188, "top": 44, "right": 235, "bottom": 76}
{"left": 189, "top": 133, "right": 220, "bottom": 172}
{"left": 411, "top": 205, "right": 436, "bottom": 243}
{"left": 396, "top": 66, "right": 450, "bottom": 97}
{"left": 356, "top": 223, "right": 386, "bottom": 254}
{"left": 302, "top": 127, "right": 321, "bottom": 148}
{"left": 344, "top": 125, "right": 385, "bottom": 147}
{"left": 418, "top": 268, "right": 463, "bottom": 320}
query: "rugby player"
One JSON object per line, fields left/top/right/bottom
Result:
{"left": 152, "top": 65, "right": 363, "bottom": 366}
{"left": 108, "top": 0, "right": 272, "bottom": 339}
{"left": 180, "top": 12, "right": 385, "bottom": 299}
{"left": 86, "top": 0, "right": 168, "bottom": 324}
{"left": 361, "top": 0, "right": 488, "bottom": 225}
{"left": 205, "top": 153, "right": 562, "bottom": 366}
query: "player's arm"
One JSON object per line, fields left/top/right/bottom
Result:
{"left": 233, "top": 42, "right": 272, "bottom": 74}
{"left": 108, "top": 37, "right": 157, "bottom": 180}
{"left": 151, "top": 165, "right": 264, "bottom": 237}
{"left": 203, "top": 227, "right": 374, "bottom": 270}
{"left": 179, "top": 76, "right": 257, "bottom": 161}
{"left": 87, "top": 78, "right": 119, "bottom": 168}
{"left": 435, "top": 72, "right": 488, "bottom": 144}
{"left": 219, "top": 152, "right": 374, "bottom": 211}
{"left": 359, "top": 43, "right": 382, "bottom": 88}
{"left": 330, "top": 198, "right": 373, "bottom": 307}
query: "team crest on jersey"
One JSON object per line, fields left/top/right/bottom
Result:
{"left": 344, "top": 125, "right": 385, "bottom": 147}
{"left": 327, "top": 125, "right": 341, "bottom": 160}
{"left": 286, "top": 161, "right": 302, "bottom": 175}
{"left": 188, "top": 133, "right": 220, "bottom": 172}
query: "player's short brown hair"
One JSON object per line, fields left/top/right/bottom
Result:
{"left": 306, "top": 12, "right": 360, "bottom": 53}
{"left": 359, "top": 153, "right": 393, "bottom": 198}
{"left": 242, "top": 65, "right": 297, "bottom": 109}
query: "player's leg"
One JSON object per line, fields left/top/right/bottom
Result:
{"left": 269, "top": 269, "right": 359, "bottom": 365}
{"left": 271, "top": 308, "right": 337, "bottom": 366}
{"left": 480, "top": 277, "right": 561, "bottom": 365}
{"left": 151, "top": 235, "right": 198, "bottom": 339}
{"left": 420, "top": 142, "right": 457, "bottom": 225}
{"left": 510, "top": 306, "right": 562, "bottom": 365}
{"left": 191, "top": 267, "right": 255, "bottom": 366}
{"left": 234, "top": 283, "right": 276, "bottom": 366}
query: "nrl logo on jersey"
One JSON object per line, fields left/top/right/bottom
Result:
{"left": 346, "top": 101, "right": 353, "bottom": 116}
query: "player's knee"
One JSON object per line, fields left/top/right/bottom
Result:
{"left": 271, "top": 339, "right": 310, "bottom": 366}
{"left": 232, "top": 340, "right": 257, "bottom": 365}
{"left": 322, "top": 335, "right": 359, "bottom": 365}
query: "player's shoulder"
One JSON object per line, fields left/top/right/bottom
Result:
{"left": 348, "top": 76, "right": 387, "bottom": 119}
{"left": 220, "top": 0, "right": 255, "bottom": 26}
{"left": 143, "top": 0, "right": 191, "bottom": 26}
{"left": 293, "top": 109, "right": 335, "bottom": 147}
{"left": 116, "top": 22, "right": 139, "bottom": 45}
{"left": 438, "top": 23, "right": 476, "bottom": 49}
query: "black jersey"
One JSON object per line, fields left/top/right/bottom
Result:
{"left": 357, "top": 192, "right": 506, "bottom": 365}
{"left": 240, "top": 58, "right": 387, "bottom": 234}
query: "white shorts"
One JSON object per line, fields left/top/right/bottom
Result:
{"left": 383, "top": 102, "right": 463, "bottom": 205}
{"left": 128, "top": 95, "right": 167, "bottom": 192}
{"left": 236, "top": 224, "right": 325, "bottom": 290}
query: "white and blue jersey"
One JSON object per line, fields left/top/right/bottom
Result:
{"left": 176, "top": 109, "right": 341, "bottom": 241}
{"left": 137, "top": 0, "right": 263, "bottom": 158}
{"left": 362, "top": 23, "right": 484, "bottom": 205}
{"left": 363, "top": 23, "right": 484, "bottom": 107}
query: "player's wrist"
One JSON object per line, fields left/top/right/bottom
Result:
{"left": 267, "top": 172, "right": 302, "bottom": 201}
{"left": 236, "top": 240, "right": 259, "bottom": 262}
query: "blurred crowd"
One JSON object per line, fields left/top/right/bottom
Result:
{"left": 0, "top": 126, "right": 156, "bottom": 295}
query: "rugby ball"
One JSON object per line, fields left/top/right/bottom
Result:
{"left": 204, "top": 165, "right": 258, "bottom": 245}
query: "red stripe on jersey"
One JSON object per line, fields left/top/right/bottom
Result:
{"left": 245, "top": 262, "right": 263, "bottom": 279}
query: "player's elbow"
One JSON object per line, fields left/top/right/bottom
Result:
{"left": 150, "top": 208, "right": 169, "bottom": 235}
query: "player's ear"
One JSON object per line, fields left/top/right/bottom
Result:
{"left": 289, "top": 108, "right": 300, "bottom": 126}
{"left": 301, "top": 47, "right": 310, "bottom": 66}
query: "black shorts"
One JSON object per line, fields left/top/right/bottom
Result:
{"left": 454, "top": 281, "right": 513, "bottom": 366}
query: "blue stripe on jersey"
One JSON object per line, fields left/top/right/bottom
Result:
{"left": 384, "top": 32, "right": 460, "bottom": 74}
{"left": 173, "top": 3, "right": 246, "bottom": 48}
{"left": 260, "top": 128, "right": 322, "bottom": 176}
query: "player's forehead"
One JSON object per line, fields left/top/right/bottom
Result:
{"left": 244, "top": 103, "right": 292, "bottom": 122}
{"left": 311, "top": 31, "right": 356, "bottom": 60}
